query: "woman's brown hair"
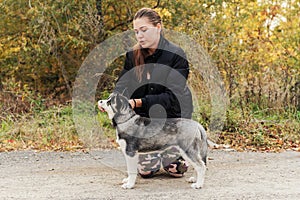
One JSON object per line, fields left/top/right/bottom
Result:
{"left": 133, "top": 8, "right": 162, "bottom": 82}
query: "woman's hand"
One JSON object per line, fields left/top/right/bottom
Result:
{"left": 128, "top": 99, "right": 136, "bottom": 109}
{"left": 129, "top": 99, "right": 142, "bottom": 109}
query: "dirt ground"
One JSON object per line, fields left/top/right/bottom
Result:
{"left": 0, "top": 149, "right": 299, "bottom": 200}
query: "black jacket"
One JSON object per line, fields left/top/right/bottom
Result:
{"left": 114, "top": 36, "right": 193, "bottom": 119}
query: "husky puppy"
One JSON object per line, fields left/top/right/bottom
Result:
{"left": 98, "top": 93, "right": 208, "bottom": 189}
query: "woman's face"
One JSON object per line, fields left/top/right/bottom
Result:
{"left": 133, "top": 17, "right": 161, "bottom": 49}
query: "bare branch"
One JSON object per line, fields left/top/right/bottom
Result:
{"left": 153, "top": 0, "right": 160, "bottom": 9}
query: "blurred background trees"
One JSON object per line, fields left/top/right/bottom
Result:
{"left": 0, "top": 0, "right": 299, "bottom": 151}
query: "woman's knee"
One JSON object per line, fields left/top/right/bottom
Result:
{"left": 163, "top": 157, "right": 189, "bottom": 177}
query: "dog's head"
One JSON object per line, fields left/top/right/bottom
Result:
{"left": 98, "top": 93, "right": 131, "bottom": 119}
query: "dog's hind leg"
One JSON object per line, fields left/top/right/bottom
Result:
{"left": 180, "top": 149, "right": 206, "bottom": 189}
{"left": 190, "top": 158, "right": 206, "bottom": 189}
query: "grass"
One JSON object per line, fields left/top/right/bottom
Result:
{"left": 0, "top": 96, "right": 299, "bottom": 152}
{"left": 0, "top": 105, "right": 83, "bottom": 152}
{"left": 0, "top": 102, "right": 119, "bottom": 152}
{"left": 219, "top": 106, "right": 300, "bottom": 152}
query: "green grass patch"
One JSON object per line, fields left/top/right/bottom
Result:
{"left": 1, "top": 99, "right": 299, "bottom": 152}
{"left": 0, "top": 105, "right": 83, "bottom": 151}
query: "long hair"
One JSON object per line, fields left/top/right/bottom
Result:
{"left": 133, "top": 8, "right": 162, "bottom": 82}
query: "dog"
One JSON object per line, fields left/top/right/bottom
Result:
{"left": 98, "top": 93, "right": 208, "bottom": 189}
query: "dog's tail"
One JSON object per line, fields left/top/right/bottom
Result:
{"left": 207, "top": 139, "right": 220, "bottom": 149}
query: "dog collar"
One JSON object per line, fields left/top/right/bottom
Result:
{"left": 112, "top": 112, "right": 135, "bottom": 127}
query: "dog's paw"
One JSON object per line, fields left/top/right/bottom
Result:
{"left": 121, "top": 183, "right": 135, "bottom": 189}
{"left": 122, "top": 177, "right": 129, "bottom": 184}
{"left": 191, "top": 183, "right": 203, "bottom": 189}
{"left": 188, "top": 177, "right": 196, "bottom": 183}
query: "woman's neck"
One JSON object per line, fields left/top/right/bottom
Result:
{"left": 148, "top": 34, "right": 161, "bottom": 55}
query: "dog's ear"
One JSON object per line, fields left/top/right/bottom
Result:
{"left": 115, "top": 93, "right": 123, "bottom": 111}
{"left": 121, "top": 88, "right": 128, "bottom": 96}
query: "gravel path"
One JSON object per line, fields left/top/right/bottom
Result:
{"left": 0, "top": 149, "right": 299, "bottom": 200}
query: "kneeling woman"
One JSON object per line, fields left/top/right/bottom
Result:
{"left": 100, "top": 7, "right": 193, "bottom": 178}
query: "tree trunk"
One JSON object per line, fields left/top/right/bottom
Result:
{"left": 96, "top": 0, "right": 104, "bottom": 41}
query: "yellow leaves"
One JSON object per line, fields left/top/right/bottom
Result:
{"left": 0, "top": 138, "right": 83, "bottom": 152}
{"left": 0, "top": 46, "right": 21, "bottom": 59}
{"left": 286, "top": 47, "right": 297, "bottom": 57}
{"left": 0, "top": 139, "right": 23, "bottom": 152}
{"left": 4, "top": 46, "right": 20, "bottom": 54}
{"left": 2, "top": 139, "right": 15, "bottom": 145}
{"left": 219, "top": 119, "right": 300, "bottom": 152}
{"left": 154, "top": 8, "right": 172, "bottom": 19}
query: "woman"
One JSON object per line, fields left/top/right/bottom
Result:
{"left": 100, "top": 8, "right": 193, "bottom": 178}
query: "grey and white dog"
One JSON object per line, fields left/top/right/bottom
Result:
{"left": 98, "top": 93, "right": 208, "bottom": 189}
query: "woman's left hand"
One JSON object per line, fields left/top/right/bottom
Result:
{"left": 129, "top": 99, "right": 135, "bottom": 109}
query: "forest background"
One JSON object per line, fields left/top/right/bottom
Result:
{"left": 0, "top": 0, "right": 299, "bottom": 152}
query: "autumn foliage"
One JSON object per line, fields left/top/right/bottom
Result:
{"left": 0, "top": 0, "right": 299, "bottom": 151}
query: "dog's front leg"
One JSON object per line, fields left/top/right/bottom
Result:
{"left": 122, "top": 154, "right": 138, "bottom": 189}
{"left": 117, "top": 137, "right": 138, "bottom": 189}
